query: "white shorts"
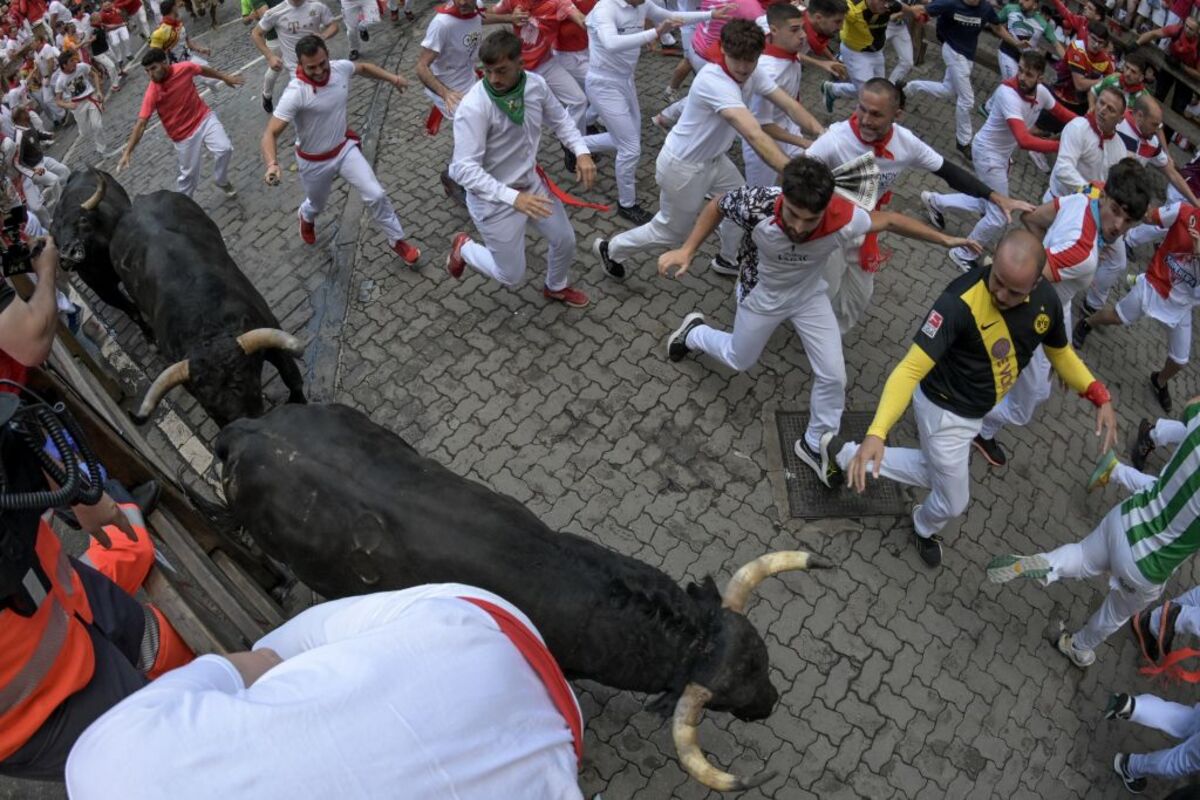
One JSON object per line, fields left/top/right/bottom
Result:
{"left": 1116, "top": 275, "right": 1194, "bottom": 364}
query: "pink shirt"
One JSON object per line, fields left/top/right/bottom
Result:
{"left": 138, "top": 62, "right": 210, "bottom": 142}
{"left": 690, "top": 0, "right": 763, "bottom": 61}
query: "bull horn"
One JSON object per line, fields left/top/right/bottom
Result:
{"left": 80, "top": 173, "right": 106, "bottom": 211}
{"left": 236, "top": 328, "right": 304, "bottom": 355}
{"left": 672, "top": 683, "right": 776, "bottom": 792}
{"left": 133, "top": 360, "right": 189, "bottom": 422}
{"left": 722, "top": 551, "right": 832, "bottom": 614}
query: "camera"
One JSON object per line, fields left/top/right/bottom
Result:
{"left": 0, "top": 205, "right": 44, "bottom": 278}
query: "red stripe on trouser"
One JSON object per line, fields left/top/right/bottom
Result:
{"left": 460, "top": 596, "right": 582, "bottom": 764}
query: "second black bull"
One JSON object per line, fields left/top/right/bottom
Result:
{"left": 207, "top": 402, "right": 829, "bottom": 791}
{"left": 52, "top": 171, "right": 307, "bottom": 427}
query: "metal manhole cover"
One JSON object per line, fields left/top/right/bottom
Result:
{"left": 773, "top": 409, "right": 914, "bottom": 519}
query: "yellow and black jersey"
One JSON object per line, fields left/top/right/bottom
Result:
{"left": 840, "top": 0, "right": 900, "bottom": 53}
{"left": 915, "top": 267, "right": 1066, "bottom": 419}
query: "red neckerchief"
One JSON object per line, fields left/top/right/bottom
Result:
{"left": 848, "top": 112, "right": 893, "bottom": 159}
{"left": 762, "top": 42, "right": 798, "bottom": 61}
{"left": 1119, "top": 74, "right": 1145, "bottom": 95}
{"left": 713, "top": 50, "right": 744, "bottom": 84}
{"left": 772, "top": 193, "right": 854, "bottom": 238}
{"left": 1002, "top": 77, "right": 1038, "bottom": 106}
{"left": 1086, "top": 111, "right": 1114, "bottom": 142}
{"left": 163, "top": 14, "right": 181, "bottom": 27}
{"left": 295, "top": 64, "right": 329, "bottom": 90}
{"left": 436, "top": 2, "right": 479, "bottom": 17}
{"left": 803, "top": 13, "right": 830, "bottom": 55}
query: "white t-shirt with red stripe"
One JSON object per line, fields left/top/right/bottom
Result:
{"left": 1044, "top": 192, "right": 1101, "bottom": 309}
{"left": 1143, "top": 201, "right": 1200, "bottom": 323}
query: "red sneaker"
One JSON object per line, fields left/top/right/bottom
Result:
{"left": 446, "top": 232, "right": 469, "bottom": 279}
{"left": 298, "top": 213, "right": 316, "bottom": 245}
{"left": 543, "top": 285, "right": 589, "bottom": 308}
{"left": 392, "top": 239, "right": 421, "bottom": 267}
{"left": 389, "top": 8, "right": 399, "bottom": 21}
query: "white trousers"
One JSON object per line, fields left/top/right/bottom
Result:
{"left": 70, "top": 99, "right": 104, "bottom": 154}
{"left": 742, "top": 135, "right": 801, "bottom": 188}
{"left": 1116, "top": 278, "right": 1193, "bottom": 364}
{"left": 1084, "top": 237, "right": 1128, "bottom": 310}
{"left": 582, "top": 73, "right": 641, "bottom": 208}
{"left": 836, "top": 385, "right": 982, "bottom": 537}
{"left": 130, "top": 4, "right": 151, "bottom": 37}
{"left": 174, "top": 112, "right": 232, "bottom": 197}
{"left": 905, "top": 42, "right": 975, "bottom": 146}
{"left": 262, "top": 42, "right": 283, "bottom": 98}
{"left": 607, "top": 148, "right": 743, "bottom": 265}
{"left": 1043, "top": 504, "right": 1163, "bottom": 651}
{"left": 534, "top": 56, "right": 586, "bottom": 133}
{"left": 886, "top": 22, "right": 914, "bottom": 84}
{"left": 688, "top": 290, "right": 845, "bottom": 450}
{"left": 821, "top": 247, "right": 874, "bottom": 334}
{"left": 342, "top": 0, "right": 371, "bottom": 46}
{"left": 41, "top": 85, "right": 64, "bottom": 123}
{"left": 978, "top": 340, "right": 1057, "bottom": 439}
{"left": 24, "top": 155, "right": 69, "bottom": 224}
{"left": 106, "top": 26, "right": 132, "bottom": 63}
{"left": 298, "top": 143, "right": 406, "bottom": 244}
{"left": 1127, "top": 696, "right": 1200, "bottom": 781}
{"left": 554, "top": 49, "right": 589, "bottom": 88}
{"left": 829, "top": 47, "right": 884, "bottom": 99}
{"left": 935, "top": 150, "right": 1009, "bottom": 260}
{"left": 462, "top": 177, "right": 575, "bottom": 291}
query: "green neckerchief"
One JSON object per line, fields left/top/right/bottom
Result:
{"left": 483, "top": 73, "right": 526, "bottom": 126}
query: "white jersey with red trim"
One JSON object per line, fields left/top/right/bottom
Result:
{"left": 805, "top": 119, "right": 944, "bottom": 198}
{"left": 273, "top": 59, "right": 355, "bottom": 157}
{"left": 65, "top": 584, "right": 583, "bottom": 800}
{"left": 972, "top": 82, "right": 1055, "bottom": 162}
{"left": 1114, "top": 115, "right": 1169, "bottom": 169}
{"left": 1144, "top": 201, "right": 1200, "bottom": 320}
{"left": 718, "top": 186, "right": 873, "bottom": 312}
{"left": 1044, "top": 192, "right": 1101, "bottom": 307}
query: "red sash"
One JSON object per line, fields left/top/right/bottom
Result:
{"left": 425, "top": 106, "right": 443, "bottom": 136}
{"left": 534, "top": 165, "right": 610, "bottom": 212}
{"left": 460, "top": 596, "right": 582, "bottom": 764}
{"left": 295, "top": 128, "right": 361, "bottom": 162}
{"left": 848, "top": 113, "right": 894, "bottom": 272}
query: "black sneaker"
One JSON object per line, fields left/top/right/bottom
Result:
{"left": 440, "top": 170, "right": 466, "bottom": 207}
{"left": 130, "top": 479, "right": 160, "bottom": 517}
{"left": 585, "top": 123, "right": 605, "bottom": 136}
{"left": 709, "top": 255, "right": 738, "bottom": 276}
{"left": 348, "top": 49, "right": 360, "bottom": 60}
{"left": 956, "top": 141, "right": 973, "bottom": 162}
{"left": 1113, "top": 754, "right": 1147, "bottom": 794}
{"left": 591, "top": 237, "right": 624, "bottom": 280}
{"left": 1151, "top": 371, "right": 1173, "bottom": 413}
{"left": 972, "top": 435, "right": 1007, "bottom": 467}
{"left": 913, "top": 529, "right": 943, "bottom": 567}
{"left": 617, "top": 203, "right": 653, "bottom": 225}
{"left": 261, "top": 93, "right": 273, "bottom": 114}
{"left": 1161, "top": 601, "right": 1181, "bottom": 661}
{"left": 1131, "top": 609, "right": 1160, "bottom": 663}
{"left": 563, "top": 145, "right": 577, "bottom": 174}
{"left": 359, "top": 28, "right": 369, "bottom": 41}
{"left": 1079, "top": 301, "right": 1098, "bottom": 319}
{"left": 1131, "top": 418, "right": 1156, "bottom": 471}
{"left": 1103, "top": 692, "right": 1135, "bottom": 720}
{"left": 1072, "top": 318, "right": 1091, "bottom": 349}
{"left": 793, "top": 432, "right": 844, "bottom": 488}
{"left": 666, "top": 312, "right": 705, "bottom": 361}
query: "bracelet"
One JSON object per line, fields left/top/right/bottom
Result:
{"left": 268, "top": 161, "right": 279, "bottom": 168}
{"left": 1081, "top": 380, "right": 1111, "bottom": 408}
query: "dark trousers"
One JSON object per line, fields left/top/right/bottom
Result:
{"left": 0, "top": 559, "right": 148, "bottom": 781}
{"left": 1157, "top": 70, "right": 1196, "bottom": 140}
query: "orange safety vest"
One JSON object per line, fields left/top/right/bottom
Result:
{"left": 0, "top": 518, "right": 95, "bottom": 761}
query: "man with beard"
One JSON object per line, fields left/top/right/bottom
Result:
{"left": 658, "top": 156, "right": 981, "bottom": 487}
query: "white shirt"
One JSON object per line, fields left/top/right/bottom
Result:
{"left": 258, "top": 0, "right": 335, "bottom": 69}
{"left": 721, "top": 186, "right": 873, "bottom": 312}
{"left": 273, "top": 59, "right": 355, "bottom": 156}
{"left": 1044, "top": 192, "right": 1102, "bottom": 307}
{"left": 46, "top": 0, "right": 73, "bottom": 24}
{"left": 664, "top": 63, "right": 778, "bottom": 162}
{"left": 53, "top": 62, "right": 95, "bottom": 102}
{"left": 750, "top": 52, "right": 802, "bottom": 130}
{"left": 585, "top": 0, "right": 709, "bottom": 78}
{"left": 449, "top": 71, "right": 588, "bottom": 206}
{"left": 420, "top": 11, "right": 483, "bottom": 97}
{"left": 65, "top": 585, "right": 584, "bottom": 800}
{"left": 972, "top": 82, "right": 1055, "bottom": 162}
{"left": 3, "top": 83, "right": 32, "bottom": 111}
{"left": 1049, "top": 115, "right": 1128, "bottom": 198}
{"left": 805, "top": 119, "right": 944, "bottom": 199}
{"left": 1115, "top": 115, "right": 1170, "bottom": 169}
{"left": 34, "top": 43, "right": 59, "bottom": 79}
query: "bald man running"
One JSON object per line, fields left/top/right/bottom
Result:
{"left": 836, "top": 230, "right": 1116, "bottom": 568}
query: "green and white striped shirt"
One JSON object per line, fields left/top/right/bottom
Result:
{"left": 1124, "top": 402, "right": 1200, "bottom": 584}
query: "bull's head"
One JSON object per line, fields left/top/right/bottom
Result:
{"left": 132, "top": 328, "right": 304, "bottom": 427}
{"left": 60, "top": 172, "right": 107, "bottom": 267}
{"left": 673, "top": 551, "right": 831, "bottom": 792}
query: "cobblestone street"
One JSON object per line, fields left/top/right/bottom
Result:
{"left": 22, "top": 2, "right": 1200, "bottom": 797}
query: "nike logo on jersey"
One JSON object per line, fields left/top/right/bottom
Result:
{"left": 981, "top": 321, "right": 999, "bottom": 330}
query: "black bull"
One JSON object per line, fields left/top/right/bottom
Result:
{"left": 54, "top": 172, "right": 308, "bottom": 428}
{"left": 211, "top": 402, "right": 829, "bottom": 791}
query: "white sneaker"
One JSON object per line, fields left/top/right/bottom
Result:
{"left": 920, "top": 190, "right": 944, "bottom": 230}
{"left": 948, "top": 248, "right": 978, "bottom": 273}
{"left": 216, "top": 182, "right": 237, "bottom": 197}
{"left": 1057, "top": 629, "right": 1096, "bottom": 667}
{"left": 663, "top": 85, "right": 681, "bottom": 103}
